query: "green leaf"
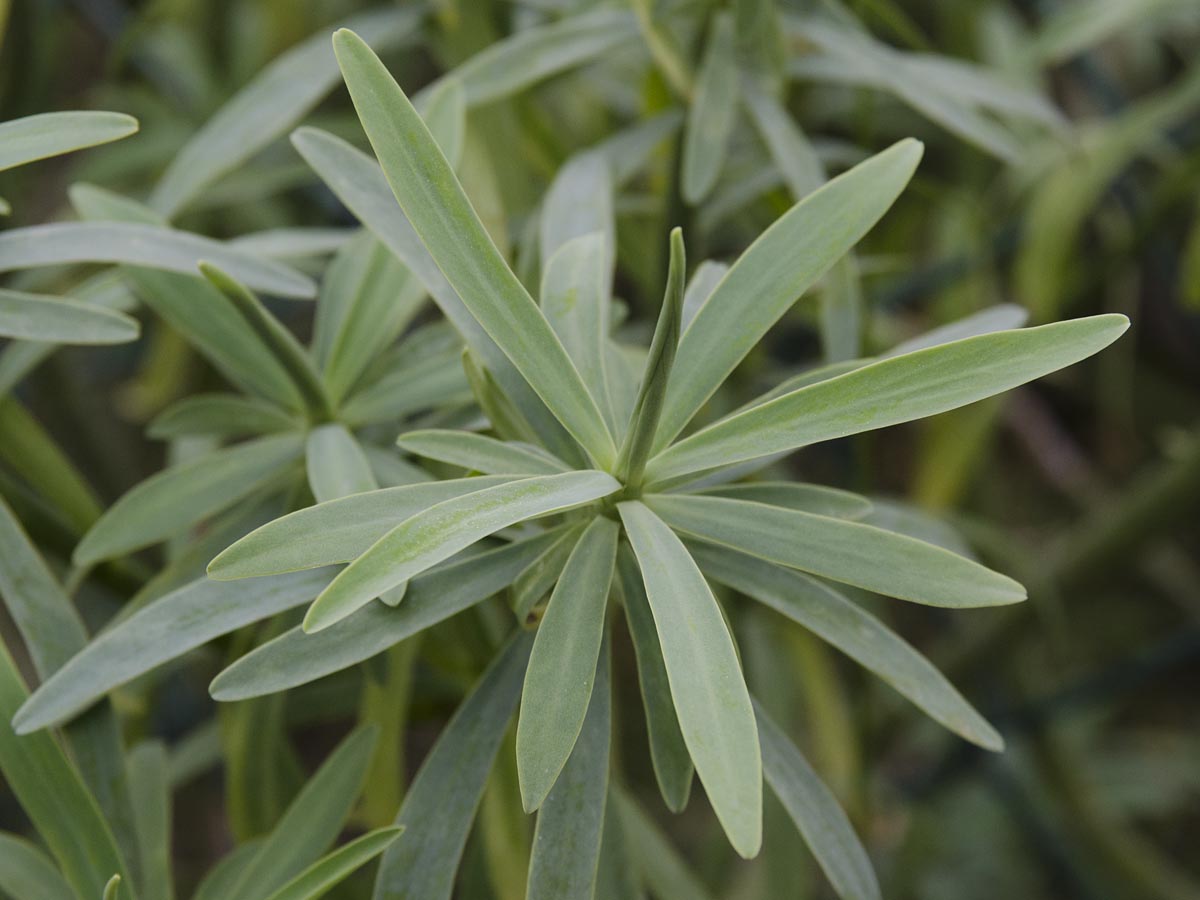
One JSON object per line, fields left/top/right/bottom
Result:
{"left": 540, "top": 154, "right": 614, "bottom": 283}
{"left": 210, "top": 533, "right": 558, "bottom": 700}
{"left": 755, "top": 700, "right": 880, "bottom": 900}
{"left": 148, "top": 393, "right": 298, "bottom": 440}
{"left": 682, "top": 13, "right": 738, "bottom": 204}
{"left": 654, "top": 139, "right": 923, "bottom": 451}
{"left": 517, "top": 516, "right": 617, "bottom": 811}
{"left": 305, "top": 424, "right": 376, "bottom": 503}
{"left": 229, "top": 228, "right": 354, "bottom": 260}
{"left": 398, "top": 429, "right": 570, "bottom": 476}
{"left": 509, "top": 523, "right": 587, "bottom": 622}
{"left": 0, "top": 223, "right": 316, "bottom": 299}
{"left": 691, "top": 542, "right": 1003, "bottom": 749}
{"left": 304, "top": 471, "right": 620, "bottom": 632}
{"left": 261, "top": 827, "right": 402, "bottom": 900}
{"left": 149, "top": 8, "right": 422, "bottom": 217}
{"left": 690, "top": 482, "right": 872, "bottom": 519}
{"left": 14, "top": 569, "right": 332, "bottom": 733}
{"left": 616, "top": 543, "right": 693, "bottom": 813}
{"left": 191, "top": 843, "right": 263, "bottom": 900}
{"left": 526, "top": 641, "right": 611, "bottom": 900}
{"left": 648, "top": 315, "right": 1129, "bottom": 483}
{"left": 614, "top": 228, "right": 685, "bottom": 489}
{"left": 126, "top": 742, "right": 172, "bottom": 900}
{"left": 103, "top": 874, "right": 122, "bottom": 900}
{"left": 612, "top": 788, "right": 717, "bottom": 900}
{"left": 649, "top": 494, "right": 1024, "bottom": 609}
{"left": 74, "top": 432, "right": 304, "bottom": 566}
{"left": 199, "top": 264, "right": 332, "bottom": 422}
{"left": 0, "top": 832, "right": 74, "bottom": 900}
{"left": 680, "top": 260, "right": 728, "bottom": 330}
{"left": 617, "top": 501, "right": 761, "bottom": 858}
{"left": 333, "top": 29, "right": 616, "bottom": 467}
{"left": 0, "top": 287, "right": 139, "bottom": 344}
{"left": 375, "top": 634, "right": 532, "bottom": 900}
{"left": 342, "top": 346, "right": 470, "bottom": 427}
{"left": 225, "top": 727, "right": 378, "bottom": 900}
{"left": 883, "top": 304, "right": 1030, "bottom": 358}
{"left": 0, "top": 111, "right": 137, "bottom": 172}
{"left": 209, "top": 476, "right": 517, "bottom": 579}
{"left": 0, "top": 643, "right": 133, "bottom": 900}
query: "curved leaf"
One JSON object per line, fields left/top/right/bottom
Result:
{"left": 0, "top": 111, "right": 137, "bottom": 173}
{"left": 0, "top": 288, "right": 139, "bottom": 344}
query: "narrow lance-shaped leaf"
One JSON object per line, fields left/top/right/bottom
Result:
{"left": 518, "top": 516, "right": 618, "bottom": 811}
{"left": 0, "top": 222, "right": 316, "bottom": 299}
{"left": 0, "top": 111, "right": 138, "bottom": 172}
{"left": 616, "top": 543, "right": 693, "bottom": 812}
{"left": 615, "top": 228, "right": 685, "bottom": 489}
{"left": 0, "top": 287, "right": 140, "bottom": 344}
{"left": 149, "top": 394, "right": 298, "bottom": 440}
{"left": 649, "top": 494, "right": 1024, "bottom": 608}
{"left": 526, "top": 640, "right": 612, "bottom": 900}
{"left": 149, "top": 8, "right": 422, "bottom": 217}
{"left": 199, "top": 264, "right": 332, "bottom": 422}
{"left": 333, "top": 29, "right": 616, "bottom": 467}
{"left": 682, "top": 13, "right": 738, "bottom": 204}
{"left": 654, "top": 139, "right": 923, "bottom": 452}
{"left": 306, "top": 424, "right": 376, "bottom": 504}
{"left": 612, "top": 788, "right": 717, "bottom": 900}
{"left": 691, "top": 482, "right": 872, "bottom": 519}
{"left": 126, "top": 742, "right": 172, "bottom": 900}
{"left": 755, "top": 699, "right": 881, "bottom": 900}
{"left": 210, "top": 534, "right": 558, "bottom": 700}
{"left": 691, "top": 542, "right": 1003, "bottom": 749}
{"left": 540, "top": 153, "right": 615, "bottom": 281}
{"left": 74, "top": 432, "right": 305, "bottom": 566}
{"left": 618, "top": 501, "right": 762, "bottom": 858}
{"left": 647, "top": 315, "right": 1129, "bottom": 483}
{"left": 397, "top": 430, "right": 570, "bottom": 476}
{"left": 261, "top": 827, "right": 402, "bottom": 900}
{"left": 375, "top": 633, "right": 533, "bottom": 900}
{"left": 303, "top": 471, "right": 620, "bottom": 633}
{"left": 0, "top": 833, "right": 74, "bottom": 900}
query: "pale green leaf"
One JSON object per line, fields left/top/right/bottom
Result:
{"left": 655, "top": 139, "right": 923, "bottom": 451}
{"left": 103, "top": 874, "right": 122, "bottom": 900}
{"left": 149, "top": 8, "right": 422, "bottom": 217}
{"left": 883, "top": 304, "right": 1030, "bottom": 357}
{"left": 518, "top": 516, "right": 617, "bottom": 811}
{"left": 126, "top": 742, "right": 172, "bottom": 900}
{"left": 526, "top": 642, "right": 611, "bottom": 900}
{"left": 148, "top": 393, "right": 298, "bottom": 440}
{"left": 374, "top": 634, "right": 532, "bottom": 900}
{"left": 0, "top": 832, "right": 74, "bottom": 900}
{"left": 0, "top": 111, "right": 137, "bottom": 173}
{"left": 692, "top": 542, "right": 1003, "bottom": 749}
{"left": 613, "top": 788, "right": 716, "bottom": 900}
{"left": 617, "top": 501, "right": 761, "bottom": 858}
{"left": 303, "top": 471, "right": 620, "bottom": 632}
{"left": 682, "top": 13, "right": 738, "bottom": 204}
{"left": 680, "top": 260, "right": 728, "bottom": 331}
{"left": 262, "top": 827, "right": 402, "bottom": 900}
{"left": 509, "top": 523, "right": 587, "bottom": 622}
{"left": 210, "top": 533, "right": 558, "bottom": 700}
{"left": 74, "top": 432, "right": 305, "bottom": 566}
{"left": 647, "top": 315, "right": 1129, "bottom": 483}
{"left": 305, "top": 424, "right": 376, "bottom": 503}
{"left": 342, "top": 346, "right": 470, "bottom": 427}
{"left": 397, "top": 430, "right": 570, "bottom": 476}
{"left": 650, "top": 494, "right": 1024, "bottom": 608}
{"left": 333, "top": 29, "right": 615, "bottom": 466}
{"left": 0, "top": 287, "right": 139, "bottom": 344}
{"left": 0, "top": 223, "right": 315, "bottom": 299}
{"left": 755, "top": 700, "right": 880, "bottom": 900}
{"left": 540, "top": 154, "right": 614, "bottom": 281}
{"left": 690, "top": 482, "right": 872, "bottom": 519}
{"left": 14, "top": 569, "right": 332, "bottom": 733}
{"left": 229, "top": 228, "right": 354, "bottom": 260}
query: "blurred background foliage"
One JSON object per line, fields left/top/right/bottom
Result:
{"left": 1, "top": 0, "right": 1199, "bottom": 898}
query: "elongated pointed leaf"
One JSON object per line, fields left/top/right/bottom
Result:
{"left": 149, "top": 393, "right": 298, "bottom": 440}
{"left": 692, "top": 542, "right": 1003, "bottom": 749}
{"left": 229, "top": 228, "right": 354, "bottom": 259}
{"left": 616, "top": 543, "right": 693, "bottom": 812}
{"left": 0, "top": 832, "right": 74, "bottom": 900}
{"left": 613, "top": 788, "right": 716, "bottom": 900}
{"left": 755, "top": 700, "right": 880, "bottom": 900}
{"left": 883, "top": 304, "right": 1029, "bottom": 357}
{"left": 649, "top": 494, "right": 1024, "bottom": 608}
{"left": 211, "top": 533, "right": 557, "bottom": 700}
{"left": 682, "top": 13, "right": 738, "bottom": 204}
{"left": 263, "top": 827, "right": 402, "bottom": 900}
{"left": 0, "top": 287, "right": 139, "bottom": 344}
{"left": 518, "top": 516, "right": 617, "bottom": 811}
{"left": 398, "top": 430, "right": 570, "bottom": 476}
{"left": 333, "top": 29, "right": 616, "bottom": 467}
{"left": 527, "top": 642, "right": 611, "bottom": 900}
{"left": 654, "top": 139, "right": 923, "bottom": 452}
{"left": 342, "top": 347, "right": 471, "bottom": 427}
{"left": 14, "top": 569, "right": 332, "bottom": 733}
{"left": 0, "top": 111, "right": 137, "bottom": 172}
{"left": 305, "top": 471, "right": 620, "bottom": 632}
{"left": 127, "top": 742, "right": 172, "bottom": 900}
{"left": 680, "top": 261, "right": 728, "bottom": 331}
{"left": 0, "top": 643, "right": 133, "bottom": 900}
{"left": 306, "top": 424, "right": 376, "bottom": 503}
{"left": 150, "top": 8, "right": 421, "bottom": 217}
{"left": 74, "top": 433, "right": 304, "bottom": 565}
{"left": 540, "top": 154, "right": 615, "bottom": 280}
{"left": 0, "top": 223, "right": 315, "bottom": 298}
{"left": 649, "top": 315, "right": 1129, "bottom": 483}
{"left": 375, "top": 634, "right": 532, "bottom": 900}
{"left": 617, "top": 501, "right": 761, "bottom": 858}
{"left": 691, "top": 482, "right": 871, "bottom": 519}
{"left": 209, "top": 476, "right": 515, "bottom": 578}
